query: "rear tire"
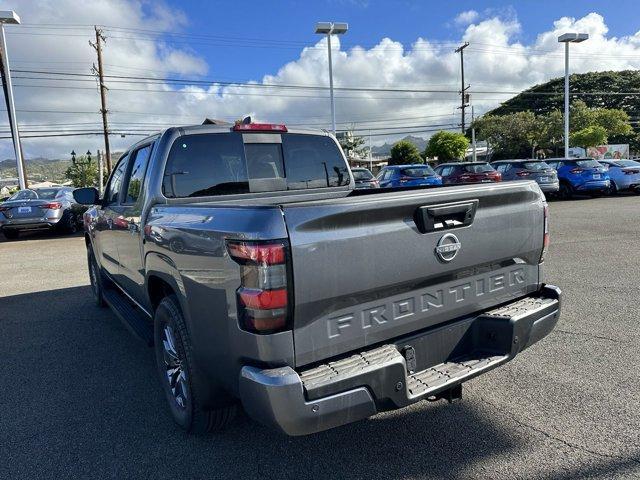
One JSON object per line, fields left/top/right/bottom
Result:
{"left": 559, "top": 182, "right": 573, "bottom": 200}
{"left": 2, "top": 229, "right": 19, "bottom": 240}
{"left": 154, "top": 295, "right": 236, "bottom": 434}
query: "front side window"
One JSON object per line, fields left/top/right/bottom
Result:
{"left": 105, "top": 156, "right": 129, "bottom": 205}
{"left": 124, "top": 144, "right": 153, "bottom": 204}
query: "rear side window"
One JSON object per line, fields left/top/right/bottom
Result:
{"left": 163, "top": 132, "right": 349, "bottom": 198}
{"left": 463, "top": 163, "right": 494, "bottom": 173}
{"left": 399, "top": 166, "right": 435, "bottom": 177}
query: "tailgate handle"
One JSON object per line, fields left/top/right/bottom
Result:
{"left": 414, "top": 200, "right": 478, "bottom": 233}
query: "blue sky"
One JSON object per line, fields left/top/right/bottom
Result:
{"left": 3, "top": 0, "right": 640, "bottom": 159}
{"left": 172, "top": 0, "right": 640, "bottom": 81}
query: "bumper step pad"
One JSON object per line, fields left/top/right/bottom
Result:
{"left": 406, "top": 355, "right": 505, "bottom": 398}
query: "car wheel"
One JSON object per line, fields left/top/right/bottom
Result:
{"left": 154, "top": 295, "right": 236, "bottom": 434}
{"left": 607, "top": 182, "right": 618, "bottom": 196}
{"left": 63, "top": 211, "right": 78, "bottom": 234}
{"left": 2, "top": 229, "right": 19, "bottom": 240}
{"left": 88, "top": 249, "right": 106, "bottom": 308}
{"left": 559, "top": 183, "right": 573, "bottom": 200}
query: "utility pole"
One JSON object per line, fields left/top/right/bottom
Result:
{"left": 471, "top": 104, "right": 477, "bottom": 162}
{"left": 97, "top": 149, "right": 104, "bottom": 195}
{"left": 455, "top": 42, "right": 470, "bottom": 133}
{"left": 0, "top": 12, "right": 27, "bottom": 189}
{"left": 90, "top": 26, "right": 112, "bottom": 173}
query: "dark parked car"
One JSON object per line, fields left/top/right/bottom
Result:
{"left": 491, "top": 160, "right": 559, "bottom": 193}
{"left": 376, "top": 164, "right": 442, "bottom": 188}
{"left": 351, "top": 167, "right": 379, "bottom": 189}
{"left": 0, "top": 187, "right": 82, "bottom": 239}
{"left": 74, "top": 122, "right": 560, "bottom": 436}
{"left": 433, "top": 162, "right": 501, "bottom": 185}
{"left": 545, "top": 158, "right": 609, "bottom": 199}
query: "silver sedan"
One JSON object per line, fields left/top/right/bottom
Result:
{"left": 0, "top": 187, "right": 82, "bottom": 239}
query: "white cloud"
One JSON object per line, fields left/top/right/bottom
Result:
{"left": 2, "top": 4, "right": 640, "bottom": 162}
{"left": 455, "top": 10, "right": 480, "bottom": 26}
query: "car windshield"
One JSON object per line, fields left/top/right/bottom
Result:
{"left": 522, "top": 162, "right": 551, "bottom": 171}
{"left": 463, "top": 163, "right": 494, "bottom": 173}
{"left": 352, "top": 169, "right": 374, "bottom": 181}
{"left": 613, "top": 160, "right": 640, "bottom": 168}
{"left": 575, "top": 160, "right": 601, "bottom": 168}
{"left": 400, "top": 166, "right": 435, "bottom": 177}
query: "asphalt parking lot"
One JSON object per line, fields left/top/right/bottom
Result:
{"left": 1, "top": 195, "right": 639, "bottom": 480}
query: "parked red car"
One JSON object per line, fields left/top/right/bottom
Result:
{"left": 434, "top": 162, "right": 502, "bottom": 185}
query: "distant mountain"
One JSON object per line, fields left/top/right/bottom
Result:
{"left": 371, "top": 135, "right": 428, "bottom": 157}
{"left": 0, "top": 157, "right": 72, "bottom": 183}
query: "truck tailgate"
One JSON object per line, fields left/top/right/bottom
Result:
{"left": 281, "top": 182, "right": 545, "bottom": 366}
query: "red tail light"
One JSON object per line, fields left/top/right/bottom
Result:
{"left": 0, "top": 205, "right": 9, "bottom": 212}
{"left": 41, "top": 202, "right": 62, "bottom": 209}
{"left": 493, "top": 172, "right": 502, "bottom": 181}
{"left": 541, "top": 204, "right": 550, "bottom": 262}
{"left": 459, "top": 174, "right": 471, "bottom": 181}
{"left": 227, "top": 240, "right": 290, "bottom": 333}
{"left": 233, "top": 123, "right": 287, "bottom": 132}
{"left": 570, "top": 168, "right": 584, "bottom": 174}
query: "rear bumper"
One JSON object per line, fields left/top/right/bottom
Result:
{"left": 575, "top": 180, "right": 609, "bottom": 192}
{"left": 538, "top": 181, "right": 559, "bottom": 193}
{"left": 239, "top": 284, "right": 561, "bottom": 436}
{"left": 0, "top": 213, "right": 63, "bottom": 230}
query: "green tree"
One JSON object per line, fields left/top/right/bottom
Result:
{"left": 65, "top": 155, "right": 99, "bottom": 187}
{"left": 338, "top": 128, "right": 368, "bottom": 159}
{"left": 570, "top": 125, "right": 608, "bottom": 149}
{"left": 424, "top": 131, "right": 470, "bottom": 162}
{"left": 389, "top": 140, "right": 423, "bottom": 165}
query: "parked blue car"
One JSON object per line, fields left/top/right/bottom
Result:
{"left": 597, "top": 159, "right": 640, "bottom": 195}
{"left": 545, "top": 158, "right": 610, "bottom": 199}
{"left": 376, "top": 164, "right": 442, "bottom": 188}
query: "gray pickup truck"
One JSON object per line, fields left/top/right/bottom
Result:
{"left": 74, "top": 122, "right": 561, "bottom": 436}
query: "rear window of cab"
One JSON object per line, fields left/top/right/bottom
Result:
{"left": 162, "top": 132, "right": 350, "bottom": 198}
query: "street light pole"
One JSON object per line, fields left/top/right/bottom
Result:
{"left": 558, "top": 32, "right": 588, "bottom": 158}
{"left": 315, "top": 22, "right": 348, "bottom": 134}
{"left": 0, "top": 11, "right": 25, "bottom": 189}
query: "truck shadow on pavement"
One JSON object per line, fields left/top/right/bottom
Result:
{"left": 2, "top": 285, "right": 638, "bottom": 479}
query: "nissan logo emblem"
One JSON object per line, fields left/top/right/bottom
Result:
{"left": 435, "top": 233, "right": 461, "bottom": 262}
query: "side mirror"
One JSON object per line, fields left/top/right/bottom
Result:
{"left": 73, "top": 187, "right": 100, "bottom": 205}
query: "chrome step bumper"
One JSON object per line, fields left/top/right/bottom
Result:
{"left": 240, "top": 284, "right": 561, "bottom": 436}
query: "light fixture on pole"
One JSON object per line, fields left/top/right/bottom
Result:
{"left": 558, "top": 32, "right": 588, "bottom": 158}
{"left": 0, "top": 10, "right": 25, "bottom": 189}
{"left": 315, "top": 21, "right": 348, "bottom": 135}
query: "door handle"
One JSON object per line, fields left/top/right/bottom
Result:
{"left": 414, "top": 200, "right": 478, "bottom": 233}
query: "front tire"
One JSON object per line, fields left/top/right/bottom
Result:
{"left": 88, "top": 249, "right": 106, "bottom": 308}
{"left": 154, "top": 295, "right": 236, "bottom": 434}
